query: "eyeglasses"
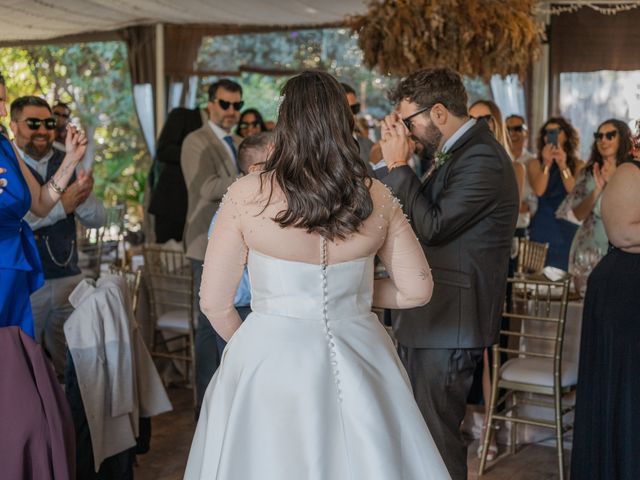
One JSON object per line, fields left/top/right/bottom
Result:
{"left": 239, "top": 121, "right": 261, "bottom": 129}
{"left": 53, "top": 112, "right": 70, "bottom": 119}
{"left": 350, "top": 103, "right": 361, "bottom": 115}
{"left": 402, "top": 106, "right": 430, "bottom": 131}
{"left": 214, "top": 99, "right": 244, "bottom": 111}
{"left": 18, "top": 118, "right": 57, "bottom": 130}
{"left": 594, "top": 130, "right": 617, "bottom": 141}
{"left": 473, "top": 114, "right": 493, "bottom": 123}
{"left": 507, "top": 124, "right": 526, "bottom": 133}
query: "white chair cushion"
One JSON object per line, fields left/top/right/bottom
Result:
{"left": 156, "top": 309, "right": 191, "bottom": 332}
{"left": 500, "top": 357, "right": 578, "bottom": 388}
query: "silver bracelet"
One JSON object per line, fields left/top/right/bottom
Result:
{"left": 48, "top": 177, "right": 66, "bottom": 194}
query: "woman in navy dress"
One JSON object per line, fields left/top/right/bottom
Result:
{"left": 0, "top": 71, "right": 87, "bottom": 337}
{"left": 527, "top": 117, "right": 584, "bottom": 270}
{"left": 570, "top": 151, "right": 640, "bottom": 479}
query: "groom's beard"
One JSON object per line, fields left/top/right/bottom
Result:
{"left": 412, "top": 121, "right": 442, "bottom": 153}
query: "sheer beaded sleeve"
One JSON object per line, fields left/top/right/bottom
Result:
{"left": 199, "top": 185, "right": 246, "bottom": 341}
{"left": 373, "top": 189, "right": 433, "bottom": 309}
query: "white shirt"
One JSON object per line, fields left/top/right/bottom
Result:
{"left": 441, "top": 118, "right": 476, "bottom": 153}
{"left": 208, "top": 120, "right": 238, "bottom": 171}
{"left": 20, "top": 146, "right": 106, "bottom": 230}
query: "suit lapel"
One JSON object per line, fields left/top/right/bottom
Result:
{"left": 202, "top": 124, "right": 237, "bottom": 175}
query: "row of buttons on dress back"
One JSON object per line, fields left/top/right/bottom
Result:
{"left": 321, "top": 237, "right": 342, "bottom": 403}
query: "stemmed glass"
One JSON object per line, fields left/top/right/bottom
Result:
{"left": 573, "top": 247, "right": 606, "bottom": 298}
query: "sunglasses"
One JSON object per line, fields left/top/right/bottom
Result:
{"left": 350, "top": 103, "right": 361, "bottom": 115}
{"left": 473, "top": 114, "right": 493, "bottom": 123}
{"left": 53, "top": 112, "right": 70, "bottom": 119}
{"left": 239, "top": 121, "right": 261, "bottom": 129}
{"left": 214, "top": 99, "right": 244, "bottom": 111}
{"left": 18, "top": 117, "right": 57, "bottom": 130}
{"left": 594, "top": 130, "right": 617, "bottom": 141}
{"left": 507, "top": 125, "right": 526, "bottom": 133}
{"left": 402, "top": 106, "right": 430, "bottom": 131}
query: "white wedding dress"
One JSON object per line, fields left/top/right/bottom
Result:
{"left": 183, "top": 174, "right": 451, "bottom": 480}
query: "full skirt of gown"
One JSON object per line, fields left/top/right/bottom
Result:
{"left": 184, "top": 252, "right": 451, "bottom": 480}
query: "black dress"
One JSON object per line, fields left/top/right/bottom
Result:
{"left": 571, "top": 160, "right": 640, "bottom": 480}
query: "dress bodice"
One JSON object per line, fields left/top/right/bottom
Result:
{"left": 0, "top": 136, "right": 43, "bottom": 291}
{"left": 199, "top": 173, "right": 433, "bottom": 341}
{"left": 248, "top": 250, "right": 374, "bottom": 320}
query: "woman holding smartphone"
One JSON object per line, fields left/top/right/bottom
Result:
{"left": 527, "top": 117, "right": 584, "bottom": 270}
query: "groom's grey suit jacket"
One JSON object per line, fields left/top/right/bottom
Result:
{"left": 381, "top": 120, "right": 519, "bottom": 349}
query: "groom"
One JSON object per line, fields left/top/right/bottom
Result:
{"left": 379, "top": 68, "right": 519, "bottom": 480}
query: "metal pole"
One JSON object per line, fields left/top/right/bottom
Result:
{"left": 155, "top": 23, "right": 166, "bottom": 138}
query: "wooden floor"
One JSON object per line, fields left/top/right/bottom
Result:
{"left": 136, "top": 388, "right": 566, "bottom": 480}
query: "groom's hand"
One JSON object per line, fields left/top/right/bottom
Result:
{"left": 380, "top": 113, "right": 411, "bottom": 170}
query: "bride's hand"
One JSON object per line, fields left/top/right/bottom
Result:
{"left": 64, "top": 125, "right": 88, "bottom": 165}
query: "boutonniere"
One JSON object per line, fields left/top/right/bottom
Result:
{"left": 434, "top": 151, "right": 452, "bottom": 169}
{"left": 421, "top": 151, "right": 452, "bottom": 182}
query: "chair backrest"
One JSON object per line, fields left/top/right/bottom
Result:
{"left": 76, "top": 204, "right": 127, "bottom": 278}
{"left": 142, "top": 245, "right": 194, "bottom": 327}
{"left": 108, "top": 265, "right": 143, "bottom": 314}
{"left": 76, "top": 220, "right": 104, "bottom": 279}
{"left": 516, "top": 239, "right": 549, "bottom": 274}
{"left": 500, "top": 276, "right": 571, "bottom": 383}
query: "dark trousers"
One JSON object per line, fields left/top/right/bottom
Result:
{"left": 398, "top": 345, "right": 482, "bottom": 480}
{"left": 65, "top": 353, "right": 135, "bottom": 479}
{"left": 192, "top": 260, "right": 222, "bottom": 416}
{"left": 192, "top": 260, "right": 252, "bottom": 417}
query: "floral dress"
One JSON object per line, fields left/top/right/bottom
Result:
{"left": 566, "top": 170, "right": 609, "bottom": 274}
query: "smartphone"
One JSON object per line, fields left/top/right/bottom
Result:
{"left": 546, "top": 128, "right": 558, "bottom": 147}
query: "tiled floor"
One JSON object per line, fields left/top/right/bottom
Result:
{"left": 136, "top": 388, "right": 566, "bottom": 480}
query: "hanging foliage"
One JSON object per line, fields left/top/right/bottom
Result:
{"left": 349, "top": 0, "right": 545, "bottom": 80}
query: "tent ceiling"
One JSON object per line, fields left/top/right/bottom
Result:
{"left": 0, "top": 0, "right": 368, "bottom": 43}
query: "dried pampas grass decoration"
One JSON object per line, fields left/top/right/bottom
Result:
{"left": 349, "top": 0, "right": 545, "bottom": 80}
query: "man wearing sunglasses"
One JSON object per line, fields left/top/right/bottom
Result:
{"left": 52, "top": 101, "right": 71, "bottom": 151}
{"left": 378, "top": 68, "right": 519, "bottom": 480}
{"left": 341, "top": 83, "right": 375, "bottom": 174}
{"left": 180, "top": 78, "right": 244, "bottom": 417}
{"left": 9, "top": 96, "right": 105, "bottom": 378}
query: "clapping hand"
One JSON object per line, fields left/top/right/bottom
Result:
{"left": 593, "top": 160, "right": 617, "bottom": 192}
{"left": 64, "top": 124, "right": 88, "bottom": 165}
{"left": 61, "top": 169, "right": 94, "bottom": 214}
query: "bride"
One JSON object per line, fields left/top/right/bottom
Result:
{"left": 184, "top": 71, "right": 451, "bottom": 480}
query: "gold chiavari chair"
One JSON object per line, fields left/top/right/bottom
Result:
{"left": 142, "top": 245, "right": 196, "bottom": 406}
{"left": 478, "top": 276, "right": 575, "bottom": 480}
{"left": 516, "top": 239, "right": 549, "bottom": 275}
{"left": 108, "top": 265, "right": 143, "bottom": 315}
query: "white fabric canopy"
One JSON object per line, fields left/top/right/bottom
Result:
{"left": 0, "top": 0, "right": 367, "bottom": 43}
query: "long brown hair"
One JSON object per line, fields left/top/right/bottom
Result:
{"left": 536, "top": 116, "right": 580, "bottom": 174}
{"left": 261, "top": 71, "right": 373, "bottom": 240}
{"left": 585, "top": 118, "right": 633, "bottom": 172}
{"left": 470, "top": 99, "right": 512, "bottom": 157}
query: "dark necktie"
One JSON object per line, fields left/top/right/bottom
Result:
{"left": 223, "top": 135, "right": 239, "bottom": 173}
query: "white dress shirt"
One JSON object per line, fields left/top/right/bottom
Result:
{"left": 20, "top": 146, "right": 106, "bottom": 230}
